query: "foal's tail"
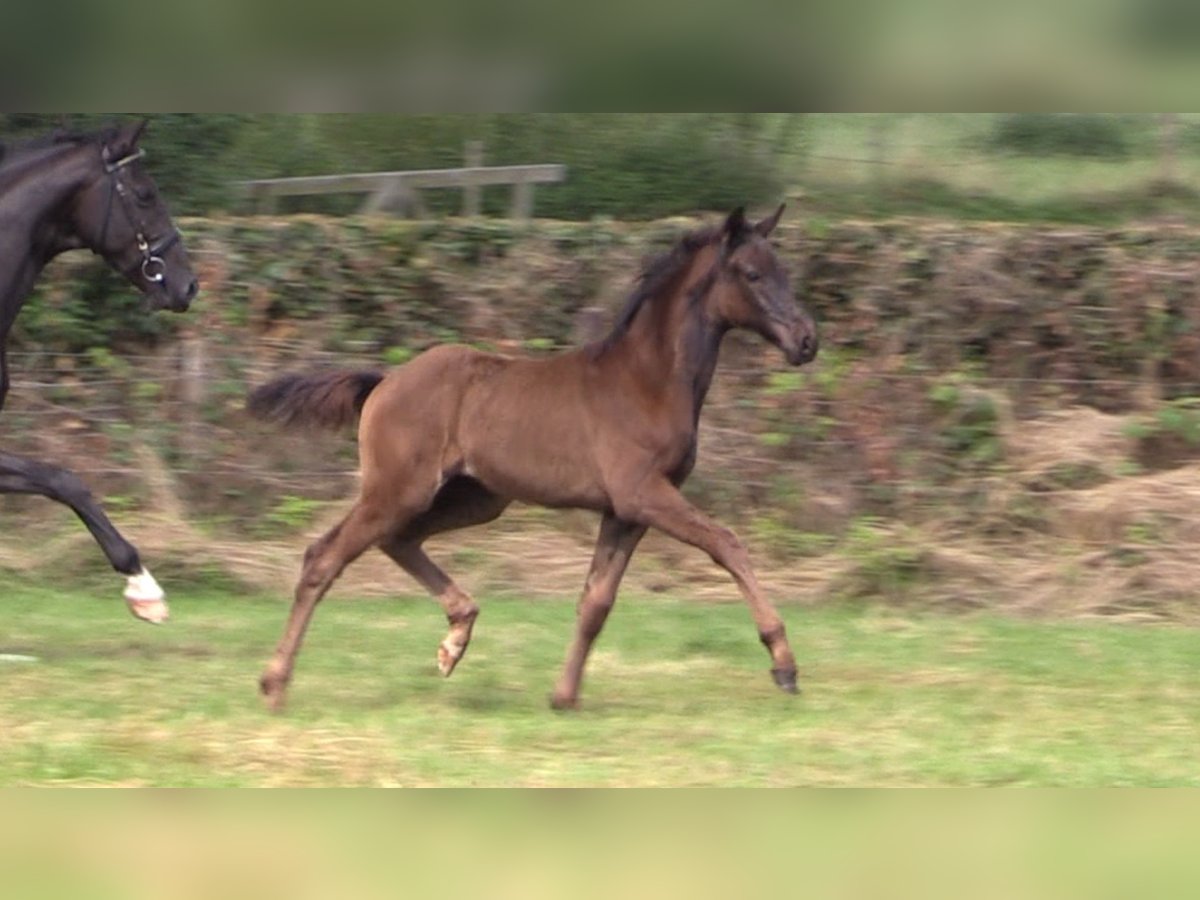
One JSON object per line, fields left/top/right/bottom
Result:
{"left": 247, "top": 370, "right": 385, "bottom": 431}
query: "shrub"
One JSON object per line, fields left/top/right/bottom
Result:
{"left": 985, "top": 114, "right": 1132, "bottom": 159}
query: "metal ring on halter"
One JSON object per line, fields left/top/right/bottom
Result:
{"left": 141, "top": 256, "right": 166, "bottom": 283}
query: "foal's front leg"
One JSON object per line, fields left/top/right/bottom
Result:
{"left": 551, "top": 513, "right": 647, "bottom": 710}
{"left": 615, "top": 478, "right": 798, "bottom": 693}
{"left": 0, "top": 452, "right": 167, "bottom": 623}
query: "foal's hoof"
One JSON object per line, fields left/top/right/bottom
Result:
{"left": 549, "top": 692, "right": 579, "bottom": 712}
{"left": 259, "top": 674, "right": 287, "bottom": 713}
{"left": 771, "top": 667, "right": 799, "bottom": 694}
{"left": 437, "top": 641, "right": 465, "bottom": 678}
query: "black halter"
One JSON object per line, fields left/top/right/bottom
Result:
{"left": 97, "top": 146, "right": 180, "bottom": 286}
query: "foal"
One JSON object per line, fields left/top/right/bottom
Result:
{"left": 249, "top": 205, "right": 818, "bottom": 710}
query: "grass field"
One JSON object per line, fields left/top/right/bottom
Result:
{"left": 2, "top": 581, "right": 1199, "bottom": 786}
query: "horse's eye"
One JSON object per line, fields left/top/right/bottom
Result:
{"left": 134, "top": 186, "right": 156, "bottom": 204}
{"left": 744, "top": 268, "right": 761, "bottom": 283}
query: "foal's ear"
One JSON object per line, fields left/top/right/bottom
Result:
{"left": 723, "top": 206, "right": 750, "bottom": 248}
{"left": 754, "top": 203, "right": 785, "bottom": 237}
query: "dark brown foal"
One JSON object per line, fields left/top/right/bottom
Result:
{"left": 249, "top": 204, "right": 818, "bottom": 712}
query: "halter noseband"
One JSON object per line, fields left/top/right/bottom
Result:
{"left": 98, "top": 146, "right": 180, "bottom": 285}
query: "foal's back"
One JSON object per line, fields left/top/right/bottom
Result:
{"left": 359, "top": 344, "right": 613, "bottom": 509}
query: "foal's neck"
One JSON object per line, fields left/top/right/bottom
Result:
{"left": 618, "top": 245, "right": 726, "bottom": 415}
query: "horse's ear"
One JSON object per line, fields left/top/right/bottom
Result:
{"left": 754, "top": 203, "right": 785, "bottom": 237}
{"left": 723, "top": 206, "right": 749, "bottom": 248}
{"left": 111, "top": 118, "right": 148, "bottom": 156}
{"left": 127, "top": 118, "right": 149, "bottom": 146}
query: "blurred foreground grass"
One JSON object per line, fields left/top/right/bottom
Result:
{"left": 1, "top": 582, "right": 1198, "bottom": 786}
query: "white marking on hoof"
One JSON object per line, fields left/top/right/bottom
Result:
{"left": 124, "top": 568, "right": 169, "bottom": 624}
{"left": 438, "top": 639, "right": 465, "bottom": 677}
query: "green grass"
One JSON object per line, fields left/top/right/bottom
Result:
{"left": 1, "top": 582, "right": 1199, "bottom": 786}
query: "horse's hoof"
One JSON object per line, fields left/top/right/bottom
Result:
{"left": 123, "top": 569, "right": 168, "bottom": 624}
{"left": 771, "top": 667, "right": 799, "bottom": 694}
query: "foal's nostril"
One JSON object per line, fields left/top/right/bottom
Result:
{"left": 184, "top": 279, "right": 198, "bottom": 302}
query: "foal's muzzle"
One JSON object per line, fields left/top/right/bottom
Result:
{"left": 786, "top": 332, "right": 819, "bottom": 366}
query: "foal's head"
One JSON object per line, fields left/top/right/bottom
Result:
{"left": 708, "top": 205, "right": 817, "bottom": 366}
{"left": 67, "top": 120, "right": 198, "bottom": 312}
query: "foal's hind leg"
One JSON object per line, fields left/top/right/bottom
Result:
{"left": 550, "top": 513, "right": 647, "bottom": 710}
{"left": 379, "top": 478, "right": 509, "bottom": 677}
{"left": 260, "top": 498, "right": 400, "bottom": 712}
{"left": 381, "top": 541, "right": 479, "bottom": 677}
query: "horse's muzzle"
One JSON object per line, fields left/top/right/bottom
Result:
{"left": 154, "top": 276, "right": 198, "bottom": 312}
{"left": 173, "top": 277, "right": 199, "bottom": 311}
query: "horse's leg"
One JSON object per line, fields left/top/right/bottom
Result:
{"left": 550, "top": 512, "right": 647, "bottom": 710}
{"left": 0, "top": 451, "right": 167, "bottom": 623}
{"left": 0, "top": 344, "right": 10, "bottom": 412}
{"left": 379, "top": 478, "right": 509, "bottom": 676}
{"left": 615, "top": 478, "right": 798, "bottom": 693}
{"left": 259, "top": 496, "right": 400, "bottom": 712}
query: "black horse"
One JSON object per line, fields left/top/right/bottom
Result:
{"left": 0, "top": 119, "right": 198, "bottom": 622}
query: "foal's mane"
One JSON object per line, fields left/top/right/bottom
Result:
{"left": 591, "top": 223, "right": 724, "bottom": 356}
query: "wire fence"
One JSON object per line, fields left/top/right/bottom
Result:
{"left": 0, "top": 338, "right": 1170, "bottom": 518}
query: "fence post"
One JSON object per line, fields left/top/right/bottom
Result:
{"left": 510, "top": 181, "right": 534, "bottom": 221}
{"left": 868, "top": 114, "right": 889, "bottom": 190}
{"left": 463, "top": 140, "right": 484, "bottom": 216}
{"left": 180, "top": 327, "right": 207, "bottom": 462}
{"left": 1158, "top": 113, "right": 1179, "bottom": 183}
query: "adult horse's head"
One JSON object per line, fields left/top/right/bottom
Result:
{"left": 711, "top": 204, "right": 817, "bottom": 366}
{"left": 70, "top": 119, "right": 198, "bottom": 312}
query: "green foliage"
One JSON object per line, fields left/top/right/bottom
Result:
{"left": 4, "top": 114, "right": 789, "bottom": 219}
{"left": 836, "top": 516, "right": 926, "bottom": 599}
{"left": 0, "top": 113, "right": 249, "bottom": 215}
{"left": 13, "top": 263, "right": 177, "bottom": 353}
{"left": 382, "top": 345, "right": 414, "bottom": 366}
{"left": 259, "top": 494, "right": 325, "bottom": 536}
{"left": 1124, "top": 397, "right": 1200, "bottom": 470}
{"left": 985, "top": 114, "right": 1133, "bottom": 159}
{"left": 1154, "top": 399, "right": 1200, "bottom": 444}
{"left": 1124, "top": 397, "right": 1200, "bottom": 445}
{"left": 929, "top": 378, "right": 1003, "bottom": 468}
{"left": 750, "top": 514, "right": 835, "bottom": 559}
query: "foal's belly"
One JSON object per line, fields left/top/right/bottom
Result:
{"left": 463, "top": 451, "right": 610, "bottom": 512}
